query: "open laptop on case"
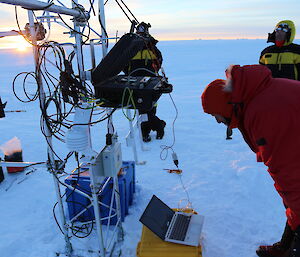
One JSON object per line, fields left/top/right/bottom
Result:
{"left": 139, "top": 195, "right": 204, "bottom": 246}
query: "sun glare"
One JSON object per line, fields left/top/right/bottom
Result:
{"left": 15, "top": 40, "right": 31, "bottom": 52}
{"left": 16, "top": 45, "right": 28, "bottom": 52}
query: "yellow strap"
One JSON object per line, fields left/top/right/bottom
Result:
{"left": 131, "top": 49, "right": 157, "bottom": 60}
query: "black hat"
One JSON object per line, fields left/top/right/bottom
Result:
{"left": 136, "top": 22, "right": 151, "bottom": 34}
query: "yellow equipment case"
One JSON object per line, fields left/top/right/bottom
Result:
{"left": 136, "top": 208, "right": 203, "bottom": 257}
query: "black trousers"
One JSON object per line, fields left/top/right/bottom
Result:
{"left": 140, "top": 107, "right": 163, "bottom": 137}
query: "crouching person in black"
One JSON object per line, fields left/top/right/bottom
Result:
{"left": 123, "top": 22, "right": 166, "bottom": 142}
{"left": 0, "top": 96, "right": 6, "bottom": 118}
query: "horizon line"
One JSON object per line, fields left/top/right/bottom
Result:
{"left": 0, "top": 37, "right": 299, "bottom": 50}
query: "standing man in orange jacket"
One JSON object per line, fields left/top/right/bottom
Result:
{"left": 201, "top": 65, "right": 300, "bottom": 257}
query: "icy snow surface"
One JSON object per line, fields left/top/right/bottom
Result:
{"left": 0, "top": 39, "right": 297, "bottom": 257}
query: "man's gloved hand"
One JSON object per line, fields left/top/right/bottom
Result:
{"left": 160, "top": 81, "right": 173, "bottom": 93}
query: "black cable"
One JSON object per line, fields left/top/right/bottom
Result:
{"left": 52, "top": 180, "right": 94, "bottom": 239}
{"left": 64, "top": 152, "right": 94, "bottom": 238}
{"left": 10, "top": 32, "right": 117, "bottom": 204}
{"left": 12, "top": 72, "right": 39, "bottom": 103}
{"left": 40, "top": 117, "right": 64, "bottom": 160}
{"left": 57, "top": 13, "right": 89, "bottom": 40}
{"left": 15, "top": 7, "right": 49, "bottom": 46}
{"left": 115, "top": 0, "right": 132, "bottom": 23}
{"left": 159, "top": 93, "right": 178, "bottom": 161}
{"left": 71, "top": 0, "right": 92, "bottom": 45}
{"left": 98, "top": 14, "right": 109, "bottom": 48}
{"left": 128, "top": 68, "right": 156, "bottom": 77}
{"left": 53, "top": 202, "right": 66, "bottom": 235}
{"left": 23, "top": 162, "right": 46, "bottom": 169}
{"left": 71, "top": 221, "right": 94, "bottom": 238}
{"left": 87, "top": 0, "right": 96, "bottom": 16}
{"left": 14, "top": 6, "right": 36, "bottom": 46}
{"left": 23, "top": 1, "right": 54, "bottom": 11}
{"left": 32, "top": 41, "right": 97, "bottom": 145}
{"left": 119, "top": 0, "right": 139, "bottom": 23}
{"left": 66, "top": 107, "right": 116, "bottom": 128}
{"left": 10, "top": 11, "right": 122, "bottom": 238}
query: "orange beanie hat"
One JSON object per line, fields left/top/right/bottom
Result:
{"left": 201, "top": 79, "right": 233, "bottom": 118}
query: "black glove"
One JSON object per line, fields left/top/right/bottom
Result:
{"left": 290, "top": 227, "right": 300, "bottom": 257}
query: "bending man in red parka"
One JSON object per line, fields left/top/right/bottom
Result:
{"left": 201, "top": 64, "right": 300, "bottom": 257}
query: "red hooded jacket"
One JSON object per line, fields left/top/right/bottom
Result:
{"left": 230, "top": 65, "right": 300, "bottom": 229}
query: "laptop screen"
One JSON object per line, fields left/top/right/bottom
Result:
{"left": 139, "top": 195, "right": 175, "bottom": 240}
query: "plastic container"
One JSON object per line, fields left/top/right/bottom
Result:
{"left": 119, "top": 161, "right": 135, "bottom": 214}
{"left": 65, "top": 161, "right": 136, "bottom": 225}
{"left": 5, "top": 151, "right": 24, "bottom": 173}
{"left": 136, "top": 209, "right": 202, "bottom": 257}
{"left": 1, "top": 137, "right": 24, "bottom": 173}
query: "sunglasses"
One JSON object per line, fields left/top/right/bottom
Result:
{"left": 276, "top": 27, "right": 289, "bottom": 33}
{"left": 276, "top": 24, "right": 290, "bottom": 33}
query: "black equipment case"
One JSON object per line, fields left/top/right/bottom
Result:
{"left": 93, "top": 75, "right": 172, "bottom": 111}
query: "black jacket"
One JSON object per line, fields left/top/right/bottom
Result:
{"left": 123, "top": 34, "right": 162, "bottom": 76}
{"left": 259, "top": 20, "right": 300, "bottom": 80}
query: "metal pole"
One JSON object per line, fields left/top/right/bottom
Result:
{"left": 69, "top": 4, "right": 106, "bottom": 251}
{"left": 0, "top": 0, "right": 87, "bottom": 19}
{"left": 27, "top": 10, "right": 73, "bottom": 256}
{"left": 98, "top": 0, "right": 107, "bottom": 57}
{"left": 89, "top": 172, "right": 106, "bottom": 257}
{"left": 97, "top": 0, "right": 116, "bottom": 136}
{"left": 90, "top": 39, "right": 96, "bottom": 70}
{"left": 137, "top": 111, "right": 149, "bottom": 152}
{"left": 126, "top": 109, "right": 139, "bottom": 164}
{"left": 72, "top": 0, "right": 85, "bottom": 81}
{"left": 112, "top": 176, "right": 122, "bottom": 241}
{"left": 0, "top": 161, "right": 41, "bottom": 167}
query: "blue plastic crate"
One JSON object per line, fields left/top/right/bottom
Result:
{"left": 98, "top": 177, "right": 126, "bottom": 225}
{"left": 65, "top": 161, "right": 135, "bottom": 225}
{"left": 65, "top": 172, "right": 126, "bottom": 225}
{"left": 65, "top": 172, "right": 92, "bottom": 223}
{"left": 120, "top": 161, "right": 135, "bottom": 214}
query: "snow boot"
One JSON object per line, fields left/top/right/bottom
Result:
{"left": 156, "top": 120, "right": 166, "bottom": 139}
{"left": 142, "top": 135, "right": 151, "bottom": 142}
{"left": 256, "top": 222, "right": 294, "bottom": 257}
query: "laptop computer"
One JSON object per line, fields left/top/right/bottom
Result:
{"left": 139, "top": 195, "right": 204, "bottom": 246}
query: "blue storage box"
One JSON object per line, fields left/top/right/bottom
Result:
{"left": 120, "top": 161, "right": 135, "bottom": 214}
{"left": 98, "top": 177, "right": 126, "bottom": 225}
{"left": 65, "top": 161, "right": 135, "bottom": 225}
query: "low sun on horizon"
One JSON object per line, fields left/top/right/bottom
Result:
{"left": 14, "top": 37, "right": 31, "bottom": 52}
{"left": 0, "top": 36, "right": 31, "bottom": 52}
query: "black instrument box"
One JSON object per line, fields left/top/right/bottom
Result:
{"left": 93, "top": 75, "right": 172, "bottom": 111}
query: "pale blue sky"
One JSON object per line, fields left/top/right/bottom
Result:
{"left": 0, "top": 0, "right": 299, "bottom": 48}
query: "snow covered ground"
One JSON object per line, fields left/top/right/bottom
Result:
{"left": 0, "top": 39, "right": 298, "bottom": 257}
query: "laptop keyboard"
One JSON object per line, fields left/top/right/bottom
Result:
{"left": 169, "top": 214, "right": 191, "bottom": 241}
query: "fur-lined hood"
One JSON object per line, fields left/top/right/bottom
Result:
{"left": 227, "top": 65, "right": 272, "bottom": 104}
{"left": 225, "top": 64, "right": 272, "bottom": 128}
{"left": 276, "top": 20, "right": 295, "bottom": 46}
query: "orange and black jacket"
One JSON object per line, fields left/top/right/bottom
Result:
{"left": 123, "top": 35, "right": 162, "bottom": 77}
{"left": 259, "top": 20, "right": 300, "bottom": 80}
